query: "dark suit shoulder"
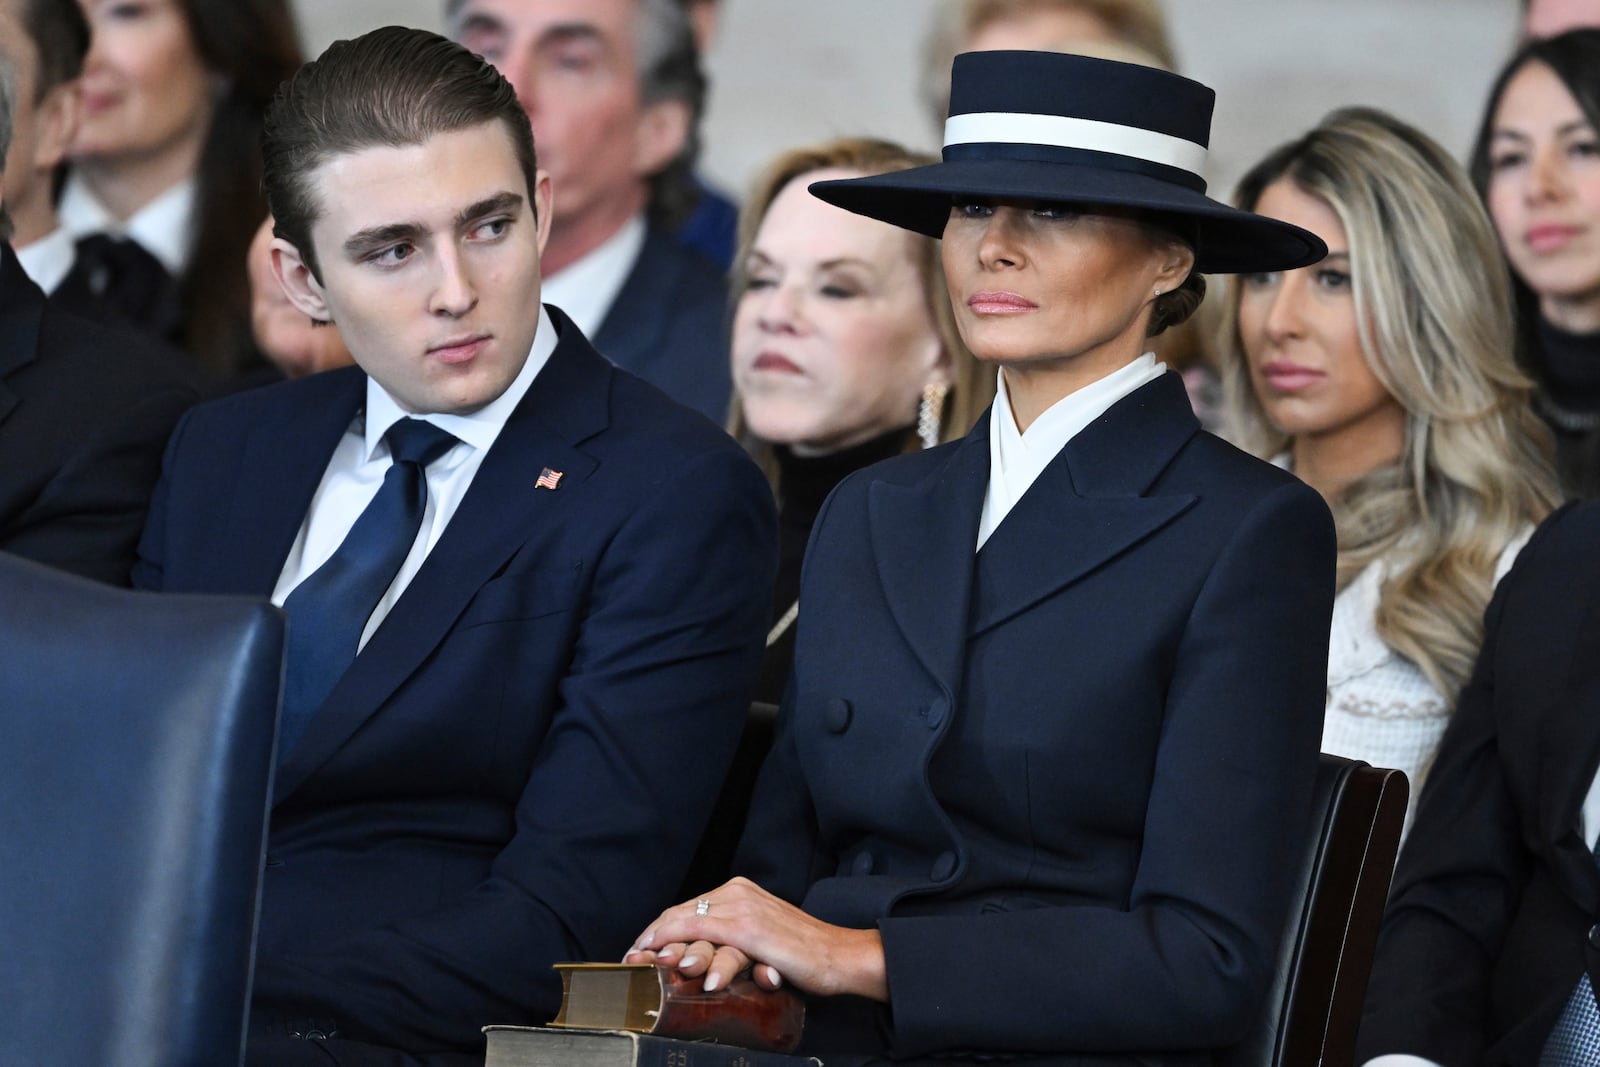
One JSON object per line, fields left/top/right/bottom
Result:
{"left": 1503, "top": 499, "right": 1600, "bottom": 581}
{"left": 595, "top": 362, "right": 754, "bottom": 474}
{"left": 1169, "top": 428, "right": 1308, "bottom": 498}
{"left": 173, "top": 365, "right": 363, "bottom": 435}
{"left": 637, "top": 226, "right": 726, "bottom": 300}
{"left": 30, "top": 302, "right": 199, "bottom": 406}
{"left": 1477, "top": 499, "right": 1600, "bottom": 649}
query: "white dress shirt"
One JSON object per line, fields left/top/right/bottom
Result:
{"left": 14, "top": 226, "right": 77, "bottom": 293}
{"left": 57, "top": 171, "right": 197, "bottom": 275}
{"left": 976, "top": 353, "right": 1167, "bottom": 550}
{"left": 540, "top": 213, "right": 645, "bottom": 338}
{"left": 270, "top": 305, "right": 558, "bottom": 649}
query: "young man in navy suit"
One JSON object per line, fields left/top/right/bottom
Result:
{"left": 132, "top": 27, "right": 776, "bottom": 1067}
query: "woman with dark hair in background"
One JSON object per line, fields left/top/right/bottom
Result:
{"left": 1223, "top": 107, "right": 1560, "bottom": 835}
{"left": 61, "top": 0, "right": 301, "bottom": 380}
{"left": 1471, "top": 28, "right": 1600, "bottom": 497}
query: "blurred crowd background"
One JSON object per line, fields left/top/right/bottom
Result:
{"left": 293, "top": 0, "right": 1522, "bottom": 209}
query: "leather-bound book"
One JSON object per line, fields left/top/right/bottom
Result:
{"left": 548, "top": 962, "right": 804, "bottom": 1052}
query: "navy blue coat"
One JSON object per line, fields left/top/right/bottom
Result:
{"left": 737, "top": 372, "right": 1335, "bottom": 1066}
{"left": 134, "top": 308, "right": 777, "bottom": 1064}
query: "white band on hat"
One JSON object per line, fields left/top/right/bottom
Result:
{"left": 944, "top": 112, "right": 1208, "bottom": 178}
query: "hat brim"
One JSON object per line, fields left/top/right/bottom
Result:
{"left": 809, "top": 159, "right": 1327, "bottom": 275}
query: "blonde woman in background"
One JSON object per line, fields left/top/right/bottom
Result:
{"left": 1223, "top": 107, "right": 1561, "bottom": 831}
{"left": 727, "top": 137, "right": 992, "bottom": 705}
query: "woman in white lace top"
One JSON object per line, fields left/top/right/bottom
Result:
{"left": 1220, "top": 108, "right": 1562, "bottom": 834}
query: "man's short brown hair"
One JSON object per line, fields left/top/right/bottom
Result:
{"left": 262, "top": 25, "right": 538, "bottom": 281}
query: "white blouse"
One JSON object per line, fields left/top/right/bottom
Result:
{"left": 1321, "top": 533, "right": 1528, "bottom": 838}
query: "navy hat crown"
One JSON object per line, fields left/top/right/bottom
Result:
{"left": 808, "top": 50, "right": 1326, "bottom": 275}
{"left": 943, "top": 51, "right": 1214, "bottom": 194}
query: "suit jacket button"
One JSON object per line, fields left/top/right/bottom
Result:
{"left": 851, "top": 850, "right": 875, "bottom": 876}
{"left": 925, "top": 697, "right": 949, "bottom": 731}
{"left": 930, "top": 851, "right": 957, "bottom": 881}
{"left": 1589, "top": 924, "right": 1600, "bottom": 949}
{"left": 825, "top": 697, "right": 852, "bottom": 733}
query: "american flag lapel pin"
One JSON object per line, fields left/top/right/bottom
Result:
{"left": 535, "top": 467, "right": 564, "bottom": 491}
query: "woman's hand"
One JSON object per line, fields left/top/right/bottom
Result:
{"left": 625, "top": 877, "right": 888, "bottom": 1002}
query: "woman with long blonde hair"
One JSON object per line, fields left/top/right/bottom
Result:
{"left": 1223, "top": 107, "right": 1560, "bottom": 827}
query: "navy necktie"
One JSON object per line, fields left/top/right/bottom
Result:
{"left": 277, "top": 418, "right": 458, "bottom": 756}
{"left": 1541, "top": 833, "right": 1600, "bottom": 1065}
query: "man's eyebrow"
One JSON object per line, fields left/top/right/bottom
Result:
{"left": 452, "top": 11, "right": 506, "bottom": 39}
{"left": 344, "top": 222, "right": 424, "bottom": 259}
{"left": 456, "top": 192, "right": 524, "bottom": 230}
{"left": 536, "top": 22, "right": 606, "bottom": 50}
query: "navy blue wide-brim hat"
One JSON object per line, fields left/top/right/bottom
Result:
{"left": 810, "top": 51, "right": 1327, "bottom": 275}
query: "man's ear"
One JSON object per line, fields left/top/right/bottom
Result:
{"left": 271, "top": 237, "right": 333, "bottom": 324}
{"left": 632, "top": 98, "right": 690, "bottom": 178}
{"left": 33, "top": 81, "right": 81, "bottom": 173}
{"left": 532, "top": 169, "right": 553, "bottom": 257}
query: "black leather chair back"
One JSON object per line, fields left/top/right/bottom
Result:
{"left": 1220, "top": 754, "right": 1408, "bottom": 1067}
{"left": 0, "top": 555, "right": 283, "bottom": 1067}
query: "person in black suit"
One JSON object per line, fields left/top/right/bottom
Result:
{"left": 628, "top": 51, "right": 1336, "bottom": 1066}
{"left": 1357, "top": 499, "right": 1600, "bottom": 1065}
{"left": 0, "top": 45, "right": 197, "bottom": 584}
{"left": 447, "top": 0, "right": 732, "bottom": 423}
{"left": 133, "top": 28, "right": 775, "bottom": 1066}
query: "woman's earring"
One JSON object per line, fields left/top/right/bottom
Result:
{"left": 918, "top": 382, "right": 949, "bottom": 450}
{"left": 1153, "top": 286, "right": 1162, "bottom": 297}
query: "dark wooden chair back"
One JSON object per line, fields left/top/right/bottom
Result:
{"left": 1220, "top": 754, "right": 1408, "bottom": 1067}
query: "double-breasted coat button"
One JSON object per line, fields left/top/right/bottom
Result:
{"left": 930, "top": 851, "right": 957, "bottom": 881}
{"left": 851, "top": 850, "right": 875, "bottom": 876}
{"left": 824, "top": 697, "right": 852, "bottom": 733}
{"left": 1588, "top": 923, "right": 1600, "bottom": 949}
{"left": 924, "top": 697, "right": 949, "bottom": 731}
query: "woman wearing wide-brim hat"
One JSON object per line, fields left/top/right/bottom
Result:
{"left": 629, "top": 50, "right": 1338, "bottom": 1066}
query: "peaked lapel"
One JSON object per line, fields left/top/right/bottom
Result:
{"left": 210, "top": 367, "right": 367, "bottom": 596}
{"left": 273, "top": 310, "right": 611, "bottom": 800}
{"left": 867, "top": 423, "right": 989, "bottom": 701}
{"left": 968, "top": 372, "right": 1199, "bottom": 636}
{"left": 0, "top": 244, "right": 47, "bottom": 430}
